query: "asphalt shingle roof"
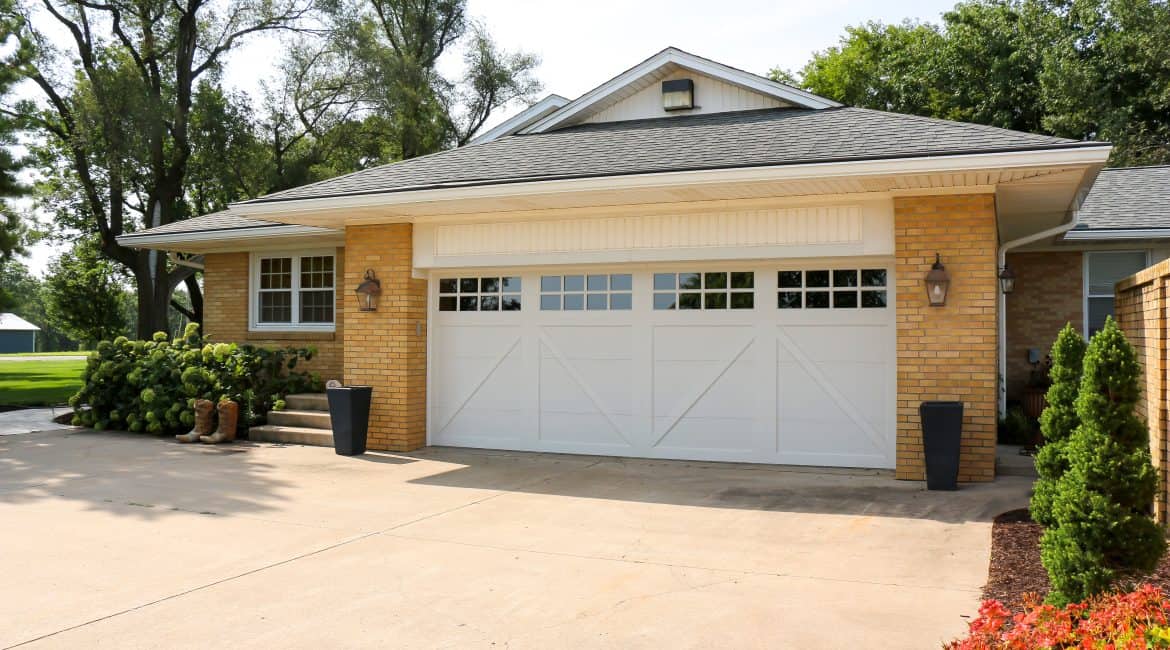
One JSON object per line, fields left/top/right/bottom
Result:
{"left": 242, "top": 106, "right": 1086, "bottom": 205}
{"left": 118, "top": 211, "right": 333, "bottom": 239}
{"left": 1072, "top": 166, "right": 1170, "bottom": 232}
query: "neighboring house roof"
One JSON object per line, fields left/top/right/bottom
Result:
{"left": 1064, "top": 166, "right": 1170, "bottom": 240}
{"left": 0, "top": 313, "right": 40, "bottom": 332}
{"left": 117, "top": 210, "right": 339, "bottom": 247}
{"left": 239, "top": 107, "right": 1085, "bottom": 206}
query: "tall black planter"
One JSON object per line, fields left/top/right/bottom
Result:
{"left": 327, "top": 386, "right": 372, "bottom": 456}
{"left": 919, "top": 401, "right": 964, "bottom": 491}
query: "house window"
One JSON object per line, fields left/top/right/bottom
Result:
{"left": 653, "top": 272, "right": 754, "bottom": 310}
{"left": 251, "top": 253, "right": 335, "bottom": 330}
{"left": 540, "top": 274, "right": 632, "bottom": 310}
{"left": 438, "top": 276, "right": 521, "bottom": 311}
{"left": 777, "top": 268, "right": 887, "bottom": 309}
{"left": 1085, "top": 251, "right": 1148, "bottom": 337}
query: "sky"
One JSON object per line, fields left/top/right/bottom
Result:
{"left": 22, "top": 0, "right": 959, "bottom": 276}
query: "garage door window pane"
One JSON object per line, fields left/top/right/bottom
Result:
{"left": 778, "top": 271, "right": 802, "bottom": 288}
{"left": 862, "top": 290, "right": 887, "bottom": 308}
{"left": 806, "top": 270, "right": 830, "bottom": 287}
{"left": 480, "top": 277, "right": 500, "bottom": 293}
{"left": 679, "top": 293, "right": 701, "bottom": 309}
{"left": 587, "top": 294, "right": 607, "bottom": 310}
{"left": 704, "top": 272, "right": 727, "bottom": 290}
{"left": 610, "top": 274, "right": 632, "bottom": 291}
{"left": 502, "top": 276, "right": 522, "bottom": 292}
{"left": 541, "top": 295, "right": 561, "bottom": 310}
{"left": 480, "top": 295, "right": 500, "bottom": 311}
{"left": 563, "top": 294, "right": 584, "bottom": 310}
{"left": 861, "top": 269, "right": 887, "bottom": 287}
{"left": 654, "top": 273, "right": 676, "bottom": 290}
{"left": 731, "top": 292, "right": 754, "bottom": 309}
{"left": 541, "top": 276, "right": 561, "bottom": 292}
{"left": 778, "top": 292, "right": 802, "bottom": 309}
{"left": 806, "top": 291, "right": 830, "bottom": 308}
{"left": 834, "top": 291, "right": 858, "bottom": 308}
{"left": 460, "top": 278, "right": 478, "bottom": 293}
{"left": 564, "top": 275, "right": 585, "bottom": 292}
{"left": 587, "top": 275, "right": 608, "bottom": 291}
{"left": 439, "top": 278, "right": 458, "bottom": 294}
{"left": 653, "top": 293, "right": 676, "bottom": 310}
{"left": 679, "top": 273, "right": 701, "bottom": 290}
{"left": 610, "top": 293, "right": 632, "bottom": 310}
{"left": 460, "top": 296, "right": 478, "bottom": 311}
{"left": 439, "top": 296, "right": 457, "bottom": 311}
{"left": 833, "top": 270, "right": 858, "bottom": 287}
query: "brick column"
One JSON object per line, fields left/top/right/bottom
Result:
{"left": 343, "top": 224, "right": 428, "bottom": 451}
{"left": 894, "top": 194, "right": 999, "bottom": 482}
{"left": 1116, "top": 260, "right": 1170, "bottom": 522}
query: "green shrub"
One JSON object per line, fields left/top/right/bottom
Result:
{"left": 71, "top": 323, "right": 322, "bottom": 435}
{"left": 1031, "top": 324, "right": 1086, "bottom": 527}
{"left": 1040, "top": 317, "right": 1165, "bottom": 604}
{"left": 998, "top": 406, "right": 1033, "bottom": 445}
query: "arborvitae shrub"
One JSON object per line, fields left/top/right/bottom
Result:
{"left": 1031, "top": 324, "right": 1086, "bottom": 527}
{"left": 1040, "top": 317, "right": 1165, "bottom": 604}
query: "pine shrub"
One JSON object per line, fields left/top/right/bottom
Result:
{"left": 1031, "top": 323, "right": 1086, "bottom": 527}
{"left": 70, "top": 323, "right": 322, "bottom": 434}
{"left": 1040, "top": 317, "right": 1165, "bottom": 604}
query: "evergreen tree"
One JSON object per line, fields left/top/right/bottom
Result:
{"left": 1040, "top": 317, "right": 1164, "bottom": 604}
{"left": 1031, "top": 324, "right": 1086, "bottom": 526}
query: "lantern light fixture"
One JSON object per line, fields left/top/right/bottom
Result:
{"left": 924, "top": 253, "right": 950, "bottom": 307}
{"left": 354, "top": 269, "right": 381, "bottom": 312}
{"left": 998, "top": 265, "right": 1016, "bottom": 295}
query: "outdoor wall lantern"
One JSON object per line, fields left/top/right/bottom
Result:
{"left": 998, "top": 265, "right": 1016, "bottom": 295}
{"left": 924, "top": 253, "right": 950, "bottom": 307}
{"left": 354, "top": 269, "right": 381, "bottom": 312}
{"left": 662, "top": 79, "right": 695, "bottom": 111}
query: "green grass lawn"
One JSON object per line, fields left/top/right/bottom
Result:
{"left": 0, "top": 359, "right": 87, "bottom": 406}
{"left": 0, "top": 351, "right": 91, "bottom": 357}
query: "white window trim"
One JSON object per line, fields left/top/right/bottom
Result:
{"left": 1082, "top": 249, "right": 1150, "bottom": 337}
{"left": 249, "top": 250, "right": 337, "bottom": 332}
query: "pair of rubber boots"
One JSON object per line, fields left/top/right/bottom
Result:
{"left": 175, "top": 399, "right": 238, "bottom": 444}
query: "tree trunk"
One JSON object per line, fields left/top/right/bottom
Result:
{"left": 133, "top": 248, "right": 172, "bottom": 339}
{"left": 185, "top": 273, "right": 203, "bottom": 328}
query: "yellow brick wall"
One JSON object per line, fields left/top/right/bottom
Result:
{"left": 1004, "top": 251, "right": 1084, "bottom": 401}
{"left": 202, "top": 250, "right": 345, "bottom": 381}
{"left": 342, "top": 224, "right": 428, "bottom": 452}
{"left": 894, "top": 194, "right": 999, "bottom": 482}
{"left": 1116, "top": 259, "right": 1169, "bottom": 522}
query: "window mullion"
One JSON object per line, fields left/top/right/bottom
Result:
{"left": 291, "top": 257, "right": 302, "bottom": 326}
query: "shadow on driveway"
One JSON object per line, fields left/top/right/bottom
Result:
{"left": 402, "top": 446, "right": 1032, "bottom": 525}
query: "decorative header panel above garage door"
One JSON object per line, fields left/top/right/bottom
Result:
{"left": 413, "top": 198, "right": 894, "bottom": 268}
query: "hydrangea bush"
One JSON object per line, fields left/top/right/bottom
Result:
{"left": 70, "top": 323, "right": 322, "bottom": 433}
{"left": 947, "top": 585, "right": 1170, "bottom": 650}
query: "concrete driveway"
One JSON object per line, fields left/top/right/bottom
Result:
{"left": 0, "top": 429, "right": 1031, "bottom": 649}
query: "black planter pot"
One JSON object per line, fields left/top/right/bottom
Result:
{"left": 919, "top": 401, "right": 964, "bottom": 491}
{"left": 326, "top": 386, "right": 372, "bottom": 456}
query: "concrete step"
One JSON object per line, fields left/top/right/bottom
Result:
{"left": 247, "top": 424, "right": 334, "bottom": 447}
{"left": 267, "top": 409, "right": 332, "bottom": 429}
{"left": 285, "top": 393, "right": 328, "bottom": 411}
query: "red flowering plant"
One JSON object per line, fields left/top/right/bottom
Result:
{"left": 946, "top": 585, "right": 1170, "bottom": 649}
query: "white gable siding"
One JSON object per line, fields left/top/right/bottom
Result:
{"left": 581, "top": 71, "right": 789, "bottom": 125}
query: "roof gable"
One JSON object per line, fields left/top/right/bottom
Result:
{"left": 469, "top": 94, "right": 570, "bottom": 145}
{"left": 519, "top": 47, "right": 840, "bottom": 134}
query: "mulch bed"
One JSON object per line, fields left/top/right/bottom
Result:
{"left": 985, "top": 508, "right": 1170, "bottom": 611}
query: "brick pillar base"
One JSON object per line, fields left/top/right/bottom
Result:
{"left": 343, "top": 224, "right": 427, "bottom": 452}
{"left": 894, "top": 194, "right": 998, "bottom": 482}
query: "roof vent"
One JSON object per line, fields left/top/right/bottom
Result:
{"left": 662, "top": 79, "right": 694, "bottom": 111}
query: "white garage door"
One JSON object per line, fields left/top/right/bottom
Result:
{"left": 429, "top": 262, "right": 896, "bottom": 468}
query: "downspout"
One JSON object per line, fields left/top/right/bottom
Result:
{"left": 997, "top": 208, "right": 1081, "bottom": 418}
{"left": 167, "top": 252, "right": 205, "bottom": 271}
